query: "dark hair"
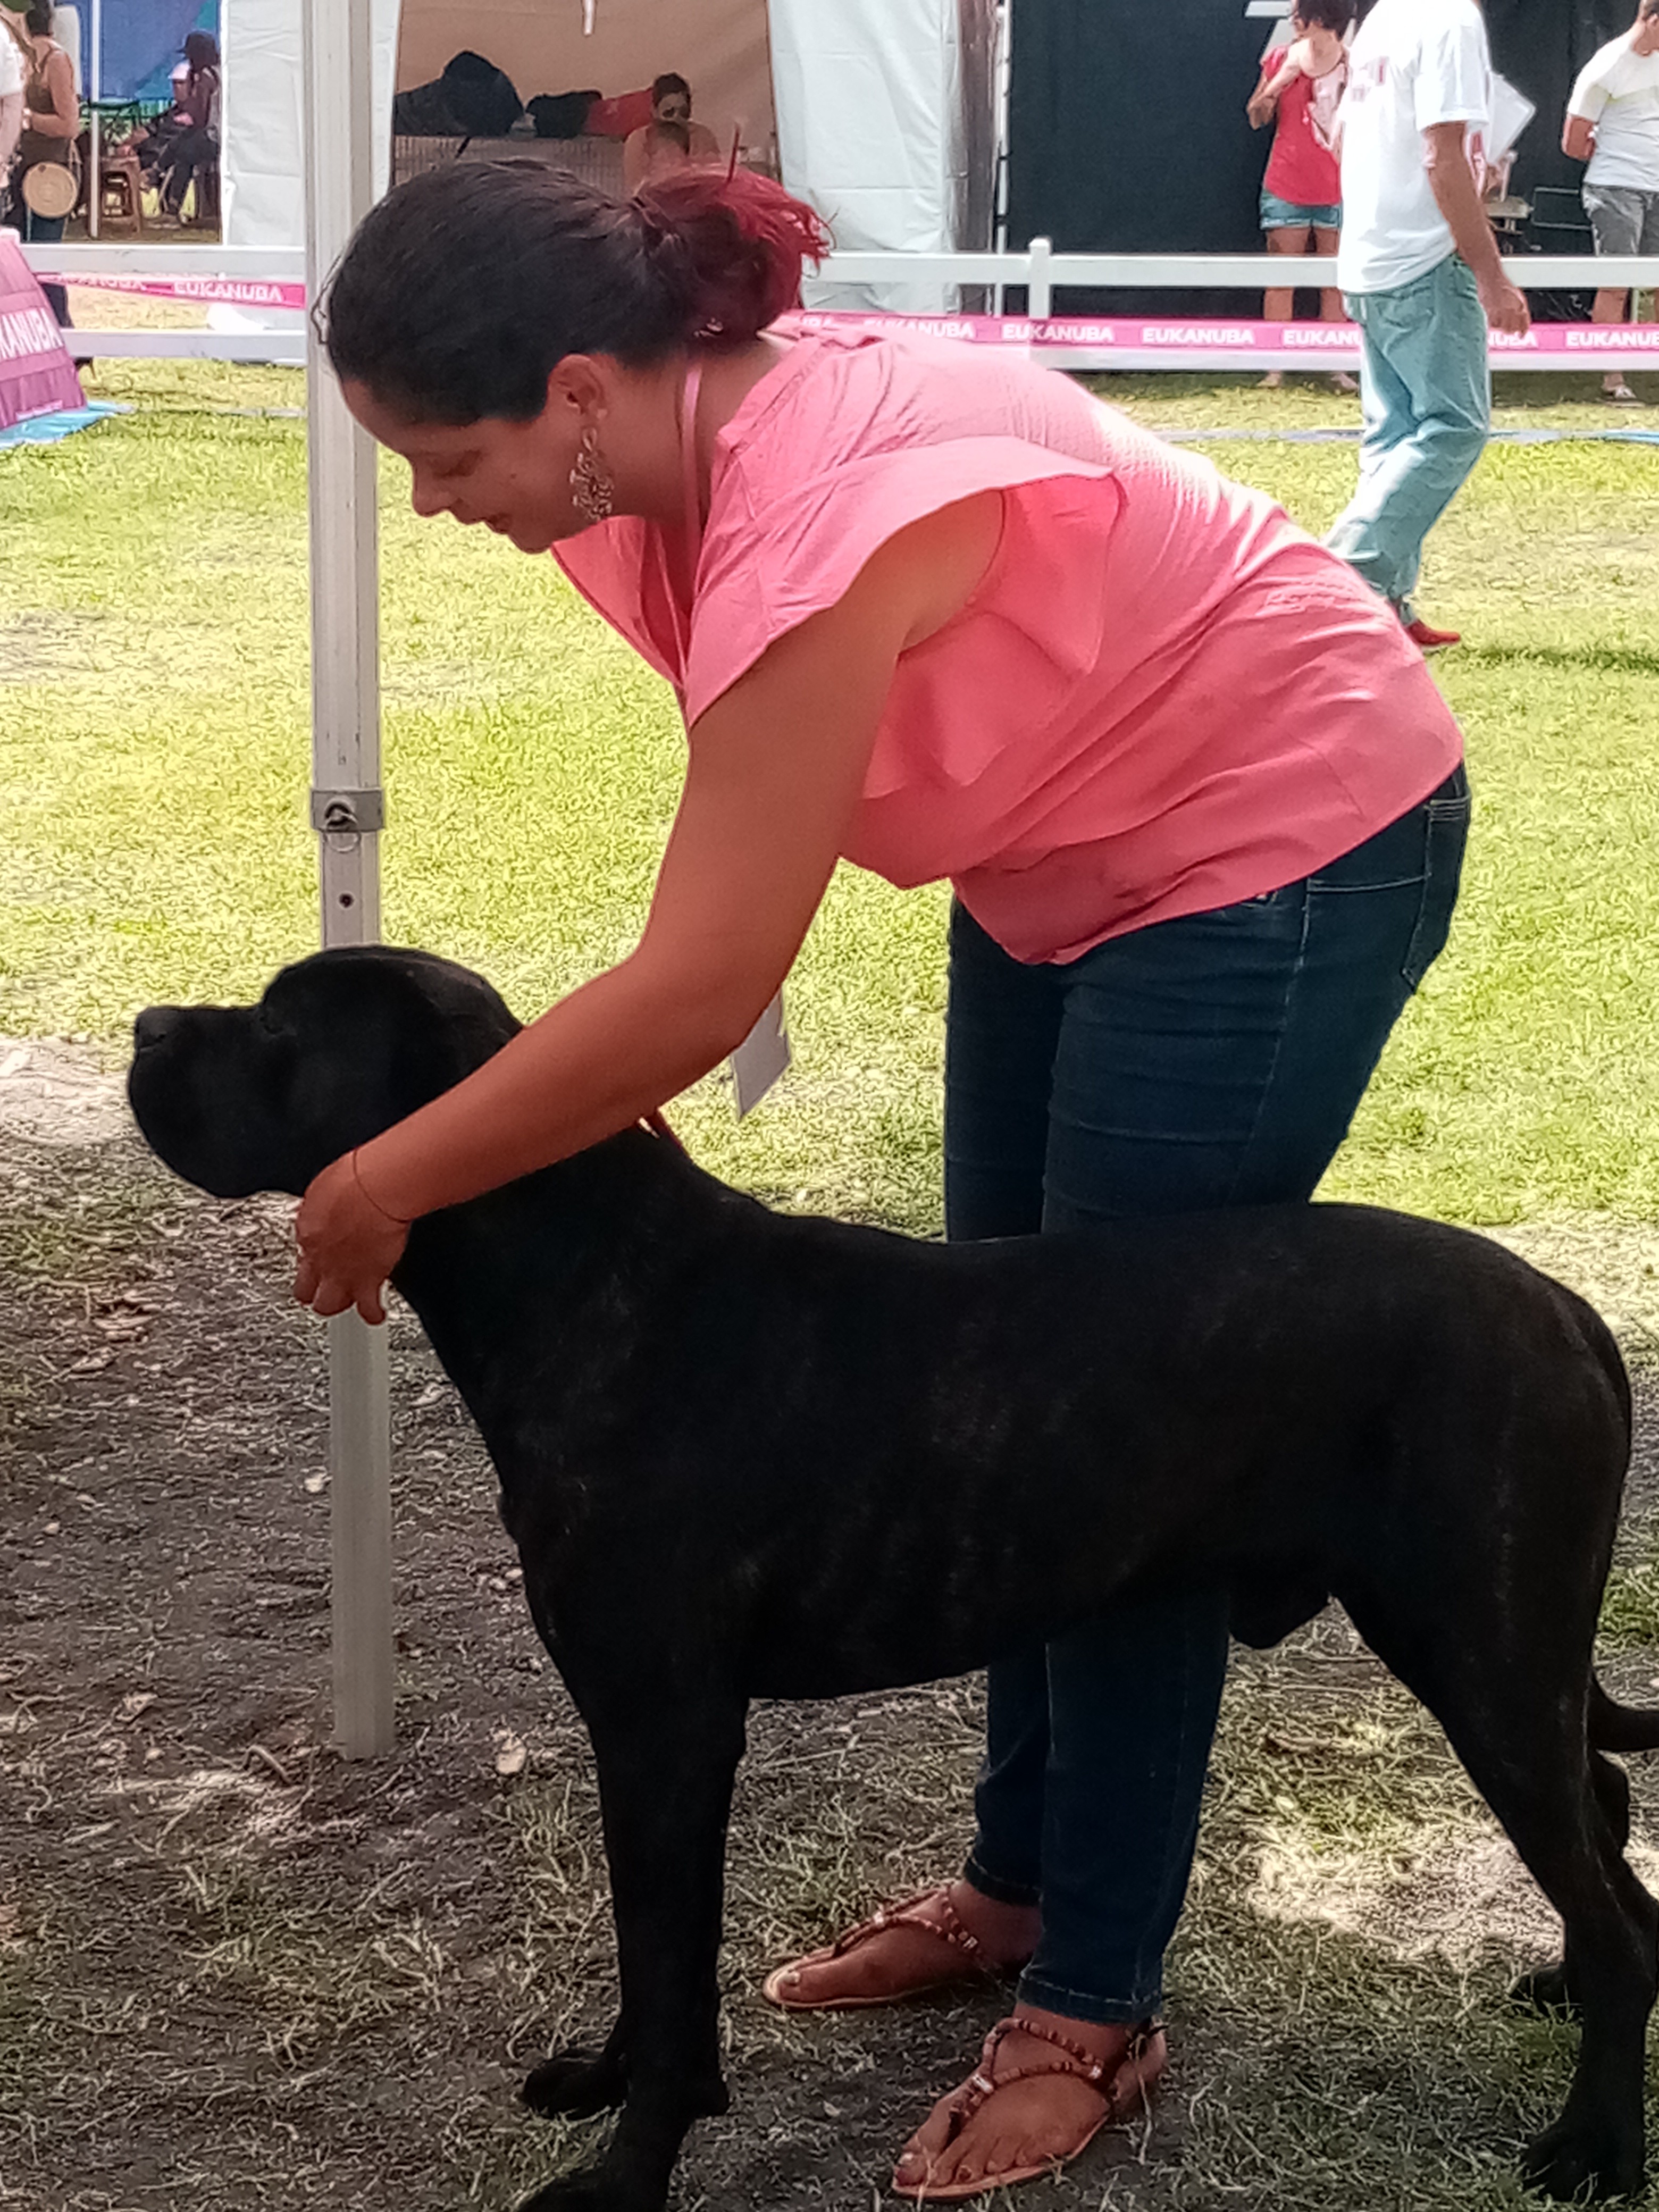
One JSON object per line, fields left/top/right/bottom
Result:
{"left": 183, "top": 30, "right": 220, "bottom": 70}
{"left": 1292, "top": 0, "right": 1356, "bottom": 31}
{"left": 24, "top": 4, "right": 55, "bottom": 35}
{"left": 321, "top": 162, "right": 831, "bottom": 424}
{"left": 652, "top": 72, "right": 691, "bottom": 104}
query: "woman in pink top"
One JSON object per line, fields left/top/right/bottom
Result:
{"left": 308, "top": 166, "right": 1468, "bottom": 2203}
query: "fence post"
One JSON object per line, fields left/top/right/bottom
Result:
{"left": 1028, "top": 236, "right": 1053, "bottom": 321}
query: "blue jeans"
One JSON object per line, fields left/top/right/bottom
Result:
{"left": 1324, "top": 254, "right": 1488, "bottom": 622}
{"left": 944, "top": 768, "right": 1470, "bottom": 2024}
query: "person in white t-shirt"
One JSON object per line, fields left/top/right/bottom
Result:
{"left": 1325, "top": 0, "right": 1529, "bottom": 650}
{"left": 1563, "top": 0, "right": 1659, "bottom": 405}
{"left": 0, "top": 11, "right": 27, "bottom": 180}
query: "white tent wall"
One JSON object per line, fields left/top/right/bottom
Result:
{"left": 215, "top": 0, "right": 400, "bottom": 333}
{"left": 216, "top": 0, "right": 999, "bottom": 322}
{"left": 772, "top": 0, "right": 999, "bottom": 311}
{"left": 396, "top": 0, "right": 775, "bottom": 166}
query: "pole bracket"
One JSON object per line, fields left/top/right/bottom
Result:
{"left": 311, "top": 787, "right": 386, "bottom": 835}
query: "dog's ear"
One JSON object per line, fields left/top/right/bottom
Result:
{"left": 129, "top": 948, "right": 524, "bottom": 1201}
{"left": 273, "top": 948, "right": 525, "bottom": 1182}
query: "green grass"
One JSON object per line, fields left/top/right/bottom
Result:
{"left": 2, "top": 366, "right": 1657, "bottom": 1229}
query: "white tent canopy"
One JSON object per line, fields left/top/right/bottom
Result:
{"left": 220, "top": 0, "right": 1000, "bottom": 319}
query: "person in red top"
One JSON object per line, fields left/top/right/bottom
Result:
{"left": 1247, "top": 0, "right": 1358, "bottom": 390}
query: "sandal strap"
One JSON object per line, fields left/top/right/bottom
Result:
{"left": 941, "top": 2015, "right": 1159, "bottom": 2141}
{"left": 827, "top": 1886, "right": 986, "bottom": 1966}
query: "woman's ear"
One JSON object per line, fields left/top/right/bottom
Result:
{"left": 548, "top": 354, "right": 610, "bottom": 426}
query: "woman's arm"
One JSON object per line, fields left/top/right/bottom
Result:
{"left": 1247, "top": 45, "right": 1304, "bottom": 129}
{"left": 0, "top": 89, "right": 22, "bottom": 170}
{"left": 294, "top": 493, "right": 1002, "bottom": 1320}
{"left": 26, "top": 46, "right": 78, "bottom": 137}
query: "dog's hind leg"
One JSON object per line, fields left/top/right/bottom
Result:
{"left": 1347, "top": 1593, "right": 1657, "bottom": 2202}
{"left": 1513, "top": 1754, "right": 1634, "bottom": 2018}
{"left": 516, "top": 1687, "right": 748, "bottom": 2212}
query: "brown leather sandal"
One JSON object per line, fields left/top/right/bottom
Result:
{"left": 761, "top": 1886, "right": 1019, "bottom": 2013}
{"left": 891, "top": 2014, "right": 1166, "bottom": 2202}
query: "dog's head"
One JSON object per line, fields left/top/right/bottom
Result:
{"left": 128, "top": 946, "right": 522, "bottom": 1198}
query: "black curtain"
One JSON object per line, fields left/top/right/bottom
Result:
{"left": 1007, "top": 0, "right": 1271, "bottom": 315}
{"left": 1006, "top": 0, "right": 1632, "bottom": 315}
{"left": 1487, "top": 0, "right": 1630, "bottom": 200}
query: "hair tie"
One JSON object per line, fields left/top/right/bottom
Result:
{"left": 632, "top": 196, "right": 677, "bottom": 251}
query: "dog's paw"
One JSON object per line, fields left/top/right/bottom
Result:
{"left": 1510, "top": 1962, "right": 1578, "bottom": 2017}
{"left": 1521, "top": 2115, "right": 1644, "bottom": 2201}
{"left": 521, "top": 2048, "right": 627, "bottom": 2119}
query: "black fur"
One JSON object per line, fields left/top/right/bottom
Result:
{"left": 128, "top": 945, "right": 1659, "bottom": 2210}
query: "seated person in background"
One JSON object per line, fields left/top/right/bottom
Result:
{"left": 157, "top": 29, "right": 219, "bottom": 222}
{"left": 623, "top": 73, "right": 718, "bottom": 190}
{"left": 132, "top": 63, "right": 193, "bottom": 185}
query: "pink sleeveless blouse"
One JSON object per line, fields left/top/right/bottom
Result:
{"left": 555, "top": 330, "right": 1462, "bottom": 965}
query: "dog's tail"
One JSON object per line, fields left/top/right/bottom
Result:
{"left": 1590, "top": 1679, "right": 1659, "bottom": 1754}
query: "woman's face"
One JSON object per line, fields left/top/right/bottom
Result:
{"left": 344, "top": 379, "right": 593, "bottom": 554}
{"left": 653, "top": 87, "right": 692, "bottom": 125}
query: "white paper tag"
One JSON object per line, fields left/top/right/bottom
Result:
{"left": 728, "top": 991, "right": 791, "bottom": 1117}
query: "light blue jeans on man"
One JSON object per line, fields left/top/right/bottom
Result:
{"left": 1325, "top": 252, "right": 1489, "bottom": 623}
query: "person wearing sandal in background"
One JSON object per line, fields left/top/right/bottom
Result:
{"left": 305, "top": 158, "right": 1470, "bottom": 2205}
{"left": 1564, "top": 0, "right": 1659, "bottom": 408}
{"left": 1247, "top": 0, "right": 1360, "bottom": 394}
{"left": 1324, "top": 0, "right": 1530, "bottom": 653}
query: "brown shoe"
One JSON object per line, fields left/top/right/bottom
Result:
{"left": 761, "top": 1885, "right": 1025, "bottom": 2013}
{"left": 891, "top": 2013, "right": 1167, "bottom": 2201}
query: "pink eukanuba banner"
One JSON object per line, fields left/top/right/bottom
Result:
{"left": 0, "top": 232, "right": 85, "bottom": 430}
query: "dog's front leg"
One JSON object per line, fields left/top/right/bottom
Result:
{"left": 516, "top": 1688, "right": 747, "bottom": 2212}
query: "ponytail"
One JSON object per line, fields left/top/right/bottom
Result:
{"left": 321, "top": 161, "right": 831, "bottom": 426}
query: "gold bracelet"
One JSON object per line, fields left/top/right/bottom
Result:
{"left": 350, "top": 1147, "right": 411, "bottom": 1227}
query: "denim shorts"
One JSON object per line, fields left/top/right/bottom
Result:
{"left": 1261, "top": 188, "right": 1342, "bottom": 231}
{"left": 1583, "top": 183, "right": 1659, "bottom": 259}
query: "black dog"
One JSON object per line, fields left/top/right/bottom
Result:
{"left": 128, "top": 945, "right": 1659, "bottom": 2210}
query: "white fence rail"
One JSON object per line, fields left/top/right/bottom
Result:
{"left": 20, "top": 238, "right": 1659, "bottom": 371}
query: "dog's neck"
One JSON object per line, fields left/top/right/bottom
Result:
{"left": 387, "top": 1124, "right": 718, "bottom": 1440}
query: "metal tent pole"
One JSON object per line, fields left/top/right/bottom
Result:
{"left": 303, "top": 0, "right": 395, "bottom": 1759}
{"left": 88, "top": 0, "right": 101, "bottom": 240}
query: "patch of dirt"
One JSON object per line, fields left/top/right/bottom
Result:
{"left": 3, "top": 1051, "right": 1659, "bottom": 2212}
{"left": 0, "top": 612, "right": 105, "bottom": 686}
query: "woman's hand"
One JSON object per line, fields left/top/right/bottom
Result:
{"left": 294, "top": 1151, "right": 409, "bottom": 1325}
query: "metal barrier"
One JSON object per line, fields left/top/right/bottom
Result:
{"left": 21, "top": 238, "right": 1659, "bottom": 371}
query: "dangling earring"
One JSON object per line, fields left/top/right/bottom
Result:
{"left": 569, "top": 426, "right": 615, "bottom": 525}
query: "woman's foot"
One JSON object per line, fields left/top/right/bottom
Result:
{"left": 761, "top": 1880, "right": 1037, "bottom": 2012}
{"left": 1328, "top": 370, "right": 1360, "bottom": 395}
{"left": 1258, "top": 370, "right": 1285, "bottom": 390}
{"left": 1603, "top": 379, "right": 1641, "bottom": 406}
{"left": 892, "top": 2006, "right": 1166, "bottom": 2201}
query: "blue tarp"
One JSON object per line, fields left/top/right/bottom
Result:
{"left": 97, "top": 0, "right": 219, "bottom": 104}
{"left": 0, "top": 401, "right": 124, "bottom": 456}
